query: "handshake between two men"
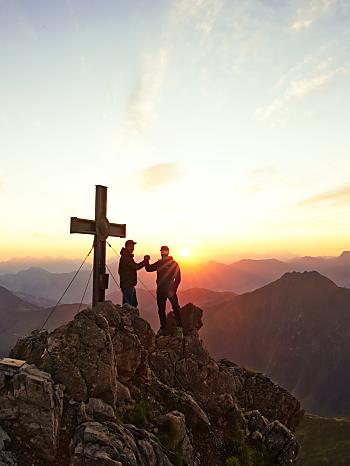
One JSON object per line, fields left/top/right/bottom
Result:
{"left": 118, "top": 239, "right": 183, "bottom": 336}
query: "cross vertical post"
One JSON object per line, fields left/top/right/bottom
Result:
{"left": 93, "top": 185, "right": 108, "bottom": 306}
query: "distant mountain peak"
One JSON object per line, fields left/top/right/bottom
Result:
{"left": 22, "top": 266, "right": 50, "bottom": 273}
{"left": 278, "top": 270, "right": 338, "bottom": 289}
{"left": 0, "top": 285, "right": 38, "bottom": 312}
{"left": 236, "top": 258, "right": 283, "bottom": 264}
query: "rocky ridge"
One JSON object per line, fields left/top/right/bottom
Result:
{"left": 1, "top": 302, "right": 303, "bottom": 465}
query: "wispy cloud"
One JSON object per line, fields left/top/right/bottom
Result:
{"left": 175, "top": 0, "right": 224, "bottom": 35}
{"left": 125, "top": 48, "right": 168, "bottom": 134}
{"left": 292, "top": 0, "right": 336, "bottom": 30}
{"left": 138, "top": 163, "right": 183, "bottom": 191}
{"left": 298, "top": 184, "right": 350, "bottom": 206}
{"left": 256, "top": 61, "right": 349, "bottom": 121}
{"left": 176, "top": 0, "right": 275, "bottom": 74}
{"left": 124, "top": 0, "right": 224, "bottom": 134}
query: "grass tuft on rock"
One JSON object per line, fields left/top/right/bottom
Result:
{"left": 128, "top": 400, "right": 150, "bottom": 428}
{"left": 225, "top": 410, "right": 276, "bottom": 466}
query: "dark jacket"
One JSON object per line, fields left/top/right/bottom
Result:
{"left": 145, "top": 256, "right": 181, "bottom": 294}
{"left": 118, "top": 248, "right": 147, "bottom": 290}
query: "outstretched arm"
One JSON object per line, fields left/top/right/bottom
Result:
{"left": 145, "top": 260, "right": 159, "bottom": 272}
{"left": 124, "top": 255, "right": 147, "bottom": 270}
{"left": 135, "top": 259, "right": 147, "bottom": 270}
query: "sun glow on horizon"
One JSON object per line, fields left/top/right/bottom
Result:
{"left": 180, "top": 247, "right": 191, "bottom": 258}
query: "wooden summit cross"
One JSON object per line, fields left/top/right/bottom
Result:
{"left": 70, "top": 185, "right": 126, "bottom": 306}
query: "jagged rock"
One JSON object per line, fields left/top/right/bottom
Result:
{"left": 0, "top": 451, "right": 17, "bottom": 466}
{"left": 219, "top": 360, "right": 303, "bottom": 430}
{"left": 46, "top": 307, "right": 117, "bottom": 403}
{"left": 10, "top": 303, "right": 155, "bottom": 405}
{"left": 239, "top": 371, "right": 303, "bottom": 430}
{"left": 78, "top": 398, "right": 116, "bottom": 424}
{"left": 263, "top": 420, "right": 299, "bottom": 465}
{"left": 151, "top": 378, "right": 211, "bottom": 431}
{"left": 0, "top": 426, "right": 14, "bottom": 466}
{"left": 244, "top": 410, "right": 298, "bottom": 465}
{"left": 10, "top": 329, "right": 48, "bottom": 367}
{"left": 165, "top": 303, "right": 203, "bottom": 336}
{"left": 155, "top": 411, "right": 194, "bottom": 465}
{"left": 115, "top": 380, "right": 132, "bottom": 408}
{"left": 0, "top": 364, "right": 63, "bottom": 462}
{"left": 9, "top": 302, "right": 303, "bottom": 465}
{"left": 245, "top": 409, "right": 269, "bottom": 433}
{"left": 150, "top": 325, "right": 238, "bottom": 410}
{"left": 0, "top": 426, "right": 10, "bottom": 450}
{"left": 70, "top": 421, "right": 172, "bottom": 466}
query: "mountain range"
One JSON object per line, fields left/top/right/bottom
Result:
{"left": 2, "top": 270, "right": 350, "bottom": 418}
{"left": 0, "top": 285, "right": 82, "bottom": 356}
{"left": 2, "top": 251, "right": 350, "bottom": 305}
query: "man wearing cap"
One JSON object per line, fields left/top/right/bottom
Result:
{"left": 118, "top": 239, "right": 150, "bottom": 307}
{"left": 145, "top": 246, "right": 183, "bottom": 336}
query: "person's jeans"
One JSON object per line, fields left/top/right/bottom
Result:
{"left": 157, "top": 291, "right": 183, "bottom": 328}
{"left": 122, "top": 287, "right": 138, "bottom": 307}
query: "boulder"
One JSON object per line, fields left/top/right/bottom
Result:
{"left": 155, "top": 411, "right": 194, "bottom": 465}
{"left": 0, "top": 426, "right": 10, "bottom": 451}
{"left": 233, "top": 368, "right": 303, "bottom": 430}
{"left": 0, "top": 451, "right": 17, "bottom": 465}
{"left": 10, "top": 303, "right": 154, "bottom": 406}
{"left": 165, "top": 303, "right": 203, "bottom": 336}
{"left": 70, "top": 421, "right": 172, "bottom": 466}
{"left": 78, "top": 398, "right": 116, "bottom": 424}
{"left": 263, "top": 420, "right": 299, "bottom": 465}
{"left": 0, "top": 364, "right": 63, "bottom": 462}
{"left": 10, "top": 329, "right": 48, "bottom": 367}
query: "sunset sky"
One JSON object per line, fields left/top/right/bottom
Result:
{"left": 1, "top": 0, "right": 350, "bottom": 264}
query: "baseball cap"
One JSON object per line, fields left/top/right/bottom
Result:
{"left": 125, "top": 239, "right": 137, "bottom": 247}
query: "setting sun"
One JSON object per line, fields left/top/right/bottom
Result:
{"left": 180, "top": 247, "right": 191, "bottom": 258}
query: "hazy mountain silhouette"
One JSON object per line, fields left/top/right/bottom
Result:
{"left": 14, "top": 291, "right": 56, "bottom": 308}
{"left": 201, "top": 271, "right": 350, "bottom": 416}
{"left": 0, "top": 267, "right": 92, "bottom": 304}
{"left": 0, "top": 285, "right": 39, "bottom": 314}
{"left": 2, "top": 251, "right": 350, "bottom": 301}
{"left": 0, "top": 285, "right": 83, "bottom": 356}
{"left": 0, "top": 256, "right": 86, "bottom": 273}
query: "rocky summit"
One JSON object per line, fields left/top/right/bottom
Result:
{"left": 0, "top": 302, "right": 303, "bottom": 466}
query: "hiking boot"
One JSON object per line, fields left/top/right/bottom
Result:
{"left": 177, "top": 327, "right": 183, "bottom": 338}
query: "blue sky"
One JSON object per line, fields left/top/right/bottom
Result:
{"left": 1, "top": 0, "right": 350, "bottom": 262}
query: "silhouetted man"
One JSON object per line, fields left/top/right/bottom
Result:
{"left": 118, "top": 239, "right": 149, "bottom": 307}
{"left": 145, "top": 245, "right": 183, "bottom": 336}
